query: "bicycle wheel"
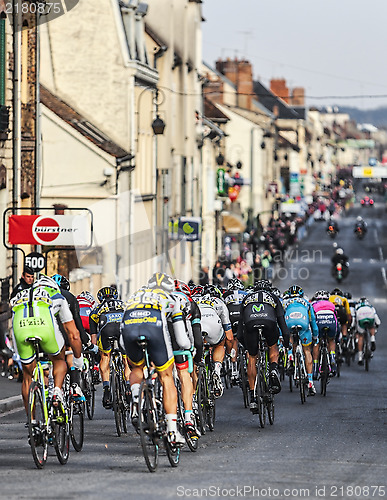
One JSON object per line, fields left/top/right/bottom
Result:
{"left": 254, "top": 368, "right": 266, "bottom": 428}
{"left": 238, "top": 351, "right": 249, "bottom": 408}
{"left": 364, "top": 332, "right": 370, "bottom": 372}
{"left": 138, "top": 381, "right": 159, "bottom": 473}
{"left": 118, "top": 369, "right": 129, "bottom": 434}
{"left": 207, "top": 372, "right": 216, "bottom": 432}
{"left": 195, "top": 366, "right": 207, "bottom": 435}
{"left": 177, "top": 384, "right": 198, "bottom": 452}
{"left": 296, "top": 354, "right": 306, "bottom": 404}
{"left": 52, "top": 409, "right": 70, "bottom": 465}
{"left": 111, "top": 369, "right": 123, "bottom": 436}
{"left": 266, "top": 393, "right": 275, "bottom": 425}
{"left": 28, "top": 381, "right": 48, "bottom": 469}
{"left": 83, "top": 367, "right": 95, "bottom": 420}
{"left": 165, "top": 436, "right": 181, "bottom": 467}
{"left": 320, "top": 351, "right": 328, "bottom": 397}
{"left": 69, "top": 400, "right": 84, "bottom": 452}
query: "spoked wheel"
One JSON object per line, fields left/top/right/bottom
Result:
{"left": 296, "top": 355, "right": 306, "bottom": 404}
{"left": 138, "top": 381, "right": 159, "bottom": 473}
{"left": 165, "top": 436, "right": 181, "bottom": 467}
{"left": 364, "top": 336, "right": 370, "bottom": 372}
{"left": 177, "top": 388, "right": 198, "bottom": 452}
{"left": 69, "top": 400, "right": 84, "bottom": 452}
{"left": 28, "top": 382, "right": 48, "bottom": 469}
{"left": 238, "top": 352, "right": 249, "bottom": 409}
{"left": 266, "top": 394, "right": 275, "bottom": 425}
{"left": 111, "top": 370, "right": 123, "bottom": 436}
{"left": 207, "top": 375, "right": 216, "bottom": 432}
{"left": 118, "top": 373, "right": 129, "bottom": 434}
{"left": 255, "top": 370, "right": 266, "bottom": 428}
{"left": 320, "top": 354, "right": 328, "bottom": 397}
{"left": 53, "top": 410, "right": 70, "bottom": 465}
{"left": 195, "top": 366, "right": 207, "bottom": 435}
{"left": 83, "top": 369, "right": 95, "bottom": 420}
{"left": 221, "top": 357, "right": 232, "bottom": 390}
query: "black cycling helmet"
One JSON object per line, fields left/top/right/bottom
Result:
{"left": 51, "top": 274, "right": 70, "bottom": 291}
{"left": 288, "top": 285, "right": 304, "bottom": 298}
{"left": 97, "top": 286, "right": 119, "bottom": 302}
{"left": 343, "top": 291, "right": 352, "bottom": 299}
{"left": 203, "top": 284, "right": 222, "bottom": 299}
{"left": 227, "top": 278, "right": 245, "bottom": 291}
{"left": 188, "top": 279, "right": 196, "bottom": 290}
{"left": 314, "top": 290, "right": 330, "bottom": 301}
{"left": 271, "top": 287, "right": 281, "bottom": 298}
{"left": 254, "top": 279, "right": 272, "bottom": 291}
{"left": 331, "top": 288, "right": 343, "bottom": 296}
{"left": 147, "top": 272, "right": 174, "bottom": 293}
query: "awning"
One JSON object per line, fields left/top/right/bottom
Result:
{"left": 222, "top": 212, "right": 246, "bottom": 234}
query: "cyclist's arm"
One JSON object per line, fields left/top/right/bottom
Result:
{"left": 344, "top": 299, "right": 351, "bottom": 323}
{"left": 277, "top": 314, "right": 290, "bottom": 348}
{"left": 190, "top": 302, "right": 203, "bottom": 363}
{"left": 236, "top": 315, "right": 245, "bottom": 347}
{"left": 308, "top": 305, "right": 319, "bottom": 339}
{"left": 58, "top": 299, "right": 82, "bottom": 359}
{"left": 70, "top": 293, "right": 91, "bottom": 346}
{"left": 217, "top": 300, "right": 233, "bottom": 341}
{"left": 171, "top": 306, "right": 191, "bottom": 350}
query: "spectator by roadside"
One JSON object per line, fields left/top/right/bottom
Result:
{"left": 10, "top": 266, "right": 34, "bottom": 300}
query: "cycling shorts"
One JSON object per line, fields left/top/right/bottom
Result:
{"left": 97, "top": 322, "right": 122, "bottom": 354}
{"left": 357, "top": 317, "right": 375, "bottom": 334}
{"left": 335, "top": 306, "right": 347, "bottom": 325}
{"left": 286, "top": 316, "right": 312, "bottom": 346}
{"left": 315, "top": 311, "right": 339, "bottom": 339}
{"left": 199, "top": 306, "right": 224, "bottom": 346}
{"left": 12, "top": 307, "right": 64, "bottom": 364}
{"left": 121, "top": 309, "right": 174, "bottom": 372}
{"left": 243, "top": 318, "right": 279, "bottom": 356}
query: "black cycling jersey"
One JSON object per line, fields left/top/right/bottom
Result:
{"left": 89, "top": 299, "right": 125, "bottom": 335}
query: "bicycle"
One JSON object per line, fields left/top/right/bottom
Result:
{"left": 26, "top": 337, "right": 70, "bottom": 469}
{"left": 136, "top": 335, "right": 181, "bottom": 472}
{"left": 237, "top": 343, "right": 250, "bottom": 408}
{"left": 194, "top": 342, "right": 216, "bottom": 434}
{"left": 317, "top": 327, "right": 332, "bottom": 396}
{"left": 108, "top": 337, "right": 130, "bottom": 436}
{"left": 174, "top": 349, "right": 199, "bottom": 452}
{"left": 221, "top": 352, "right": 232, "bottom": 389}
{"left": 81, "top": 350, "right": 96, "bottom": 420}
{"left": 361, "top": 321, "right": 373, "bottom": 372}
{"left": 343, "top": 328, "right": 356, "bottom": 367}
{"left": 254, "top": 326, "right": 274, "bottom": 428}
{"left": 291, "top": 326, "right": 308, "bottom": 404}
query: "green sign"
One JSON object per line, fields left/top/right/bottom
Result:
{"left": 217, "top": 168, "right": 228, "bottom": 196}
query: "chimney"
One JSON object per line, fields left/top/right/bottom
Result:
{"left": 216, "top": 58, "right": 254, "bottom": 110}
{"left": 270, "top": 78, "right": 289, "bottom": 103}
{"left": 292, "top": 87, "right": 305, "bottom": 106}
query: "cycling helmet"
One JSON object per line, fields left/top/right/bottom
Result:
{"left": 331, "top": 288, "right": 343, "bottom": 296}
{"left": 254, "top": 279, "right": 272, "bottom": 291}
{"left": 227, "top": 278, "right": 245, "bottom": 291}
{"left": 288, "top": 285, "right": 304, "bottom": 298}
{"left": 282, "top": 289, "right": 290, "bottom": 299}
{"left": 51, "top": 274, "right": 70, "bottom": 291}
{"left": 343, "top": 291, "right": 352, "bottom": 299}
{"left": 271, "top": 287, "right": 281, "bottom": 298}
{"left": 77, "top": 290, "right": 96, "bottom": 305}
{"left": 203, "top": 284, "right": 222, "bottom": 299}
{"left": 356, "top": 216, "right": 362, "bottom": 222}
{"left": 174, "top": 279, "right": 191, "bottom": 297}
{"left": 245, "top": 285, "right": 254, "bottom": 292}
{"left": 191, "top": 285, "right": 204, "bottom": 296}
{"left": 187, "top": 280, "right": 196, "bottom": 290}
{"left": 336, "top": 248, "right": 344, "bottom": 255}
{"left": 35, "top": 274, "right": 60, "bottom": 292}
{"left": 314, "top": 290, "right": 329, "bottom": 301}
{"left": 147, "top": 272, "right": 174, "bottom": 293}
{"left": 358, "top": 296, "right": 370, "bottom": 306}
{"left": 97, "top": 286, "right": 119, "bottom": 302}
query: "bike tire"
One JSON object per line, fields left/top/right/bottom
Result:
{"left": 320, "top": 351, "right": 328, "bottom": 397}
{"left": 53, "top": 411, "right": 70, "bottom": 465}
{"left": 195, "top": 366, "right": 207, "bottom": 435}
{"left": 221, "top": 359, "right": 230, "bottom": 390}
{"left": 111, "top": 369, "right": 122, "bottom": 437}
{"left": 364, "top": 332, "right": 370, "bottom": 372}
{"left": 28, "top": 381, "right": 48, "bottom": 469}
{"left": 176, "top": 381, "right": 198, "bottom": 452}
{"left": 165, "top": 436, "right": 181, "bottom": 467}
{"left": 207, "top": 373, "right": 216, "bottom": 432}
{"left": 84, "top": 368, "right": 95, "bottom": 420}
{"left": 239, "top": 352, "right": 249, "bottom": 409}
{"left": 266, "top": 395, "right": 275, "bottom": 425}
{"left": 255, "top": 368, "right": 266, "bottom": 428}
{"left": 69, "top": 400, "right": 84, "bottom": 452}
{"left": 118, "top": 370, "right": 129, "bottom": 434}
{"left": 138, "top": 381, "right": 159, "bottom": 472}
{"left": 296, "top": 355, "right": 306, "bottom": 404}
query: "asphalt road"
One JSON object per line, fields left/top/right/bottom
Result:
{"left": 1, "top": 195, "right": 386, "bottom": 500}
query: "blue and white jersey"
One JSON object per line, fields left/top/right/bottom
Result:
{"left": 283, "top": 296, "right": 319, "bottom": 344}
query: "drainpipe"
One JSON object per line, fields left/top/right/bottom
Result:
{"left": 11, "top": 0, "right": 21, "bottom": 288}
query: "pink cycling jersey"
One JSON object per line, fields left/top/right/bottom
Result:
{"left": 312, "top": 300, "right": 336, "bottom": 314}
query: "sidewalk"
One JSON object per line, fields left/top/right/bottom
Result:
{"left": 0, "top": 375, "right": 23, "bottom": 414}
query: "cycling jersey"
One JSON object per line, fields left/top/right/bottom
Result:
{"left": 222, "top": 289, "right": 247, "bottom": 334}
{"left": 90, "top": 298, "right": 125, "bottom": 353}
{"left": 121, "top": 288, "right": 187, "bottom": 371}
{"left": 11, "top": 286, "right": 73, "bottom": 364}
{"left": 238, "top": 290, "right": 289, "bottom": 354}
{"left": 283, "top": 296, "right": 318, "bottom": 346}
{"left": 311, "top": 300, "right": 339, "bottom": 339}
{"left": 329, "top": 294, "right": 351, "bottom": 325}
{"left": 77, "top": 295, "right": 96, "bottom": 334}
{"left": 60, "top": 289, "right": 90, "bottom": 346}
{"left": 195, "top": 295, "right": 231, "bottom": 346}
{"left": 355, "top": 303, "right": 380, "bottom": 333}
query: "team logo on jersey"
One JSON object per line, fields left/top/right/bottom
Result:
{"left": 129, "top": 310, "right": 151, "bottom": 318}
{"left": 252, "top": 304, "right": 264, "bottom": 313}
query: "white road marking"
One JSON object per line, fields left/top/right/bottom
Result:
{"left": 379, "top": 246, "right": 384, "bottom": 261}
{"left": 381, "top": 268, "right": 387, "bottom": 288}
{"left": 352, "top": 258, "right": 363, "bottom": 263}
{"left": 373, "top": 297, "right": 387, "bottom": 304}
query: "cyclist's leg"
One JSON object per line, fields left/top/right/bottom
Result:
{"left": 21, "top": 362, "right": 35, "bottom": 413}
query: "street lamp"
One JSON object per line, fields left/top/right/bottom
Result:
{"left": 151, "top": 115, "right": 166, "bottom": 135}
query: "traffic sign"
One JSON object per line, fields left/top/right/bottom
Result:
{"left": 24, "top": 252, "right": 46, "bottom": 272}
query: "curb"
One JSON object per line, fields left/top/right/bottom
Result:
{"left": 0, "top": 394, "right": 23, "bottom": 414}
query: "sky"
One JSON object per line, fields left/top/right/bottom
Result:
{"left": 201, "top": 0, "right": 387, "bottom": 111}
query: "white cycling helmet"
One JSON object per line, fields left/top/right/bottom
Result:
{"left": 336, "top": 248, "right": 344, "bottom": 255}
{"left": 34, "top": 274, "right": 60, "bottom": 292}
{"left": 147, "top": 272, "right": 174, "bottom": 293}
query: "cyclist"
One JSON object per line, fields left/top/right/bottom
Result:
{"left": 194, "top": 284, "right": 233, "bottom": 398}
{"left": 10, "top": 275, "right": 83, "bottom": 413}
{"left": 76, "top": 291, "right": 97, "bottom": 342}
{"left": 89, "top": 286, "right": 128, "bottom": 408}
{"left": 121, "top": 272, "right": 187, "bottom": 445}
{"left": 311, "top": 290, "right": 340, "bottom": 377}
{"left": 355, "top": 297, "right": 381, "bottom": 365}
{"left": 283, "top": 285, "right": 319, "bottom": 396}
{"left": 331, "top": 247, "right": 349, "bottom": 279}
{"left": 172, "top": 279, "right": 203, "bottom": 438}
{"left": 329, "top": 288, "right": 351, "bottom": 340}
{"left": 354, "top": 216, "right": 367, "bottom": 235}
{"left": 222, "top": 278, "right": 247, "bottom": 383}
{"left": 237, "top": 279, "right": 290, "bottom": 412}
